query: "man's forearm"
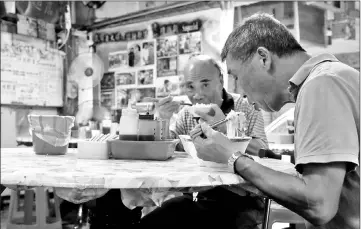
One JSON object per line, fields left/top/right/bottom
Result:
{"left": 235, "top": 157, "right": 320, "bottom": 224}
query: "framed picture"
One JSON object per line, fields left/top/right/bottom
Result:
{"left": 177, "top": 54, "right": 191, "bottom": 75}
{"left": 115, "top": 72, "right": 136, "bottom": 86}
{"left": 101, "top": 72, "right": 115, "bottom": 91}
{"left": 141, "top": 41, "right": 155, "bottom": 66}
{"left": 127, "top": 42, "right": 142, "bottom": 67}
{"left": 101, "top": 90, "right": 115, "bottom": 110}
{"left": 156, "top": 75, "right": 182, "bottom": 98}
{"left": 108, "top": 51, "right": 128, "bottom": 70}
{"left": 116, "top": 88, "right": 129, "bottom": 108}
{"left": 127, "top": 87, "right": 156, "bottom": 104}
{"left": 156, "top": 35, "right": 178, "bottom": 58}
{"left": 137, "top": 69, "right": 154, "bottom": 86}
{"left": 157, "top": 57, "right": 177, "bottom": 77}
{"left": 179, "top": 31, "right": 202, "bottom": 54}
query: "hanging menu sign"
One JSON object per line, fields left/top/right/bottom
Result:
{"left": 0, "top": 32, "right": 64, "bottom": 107}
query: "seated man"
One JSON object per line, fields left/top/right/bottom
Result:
{"left": 138, "top": 54, "right": 268, "bottom": 229}
{"left": 192, "top": 13, "right": 359, "bottom": 229}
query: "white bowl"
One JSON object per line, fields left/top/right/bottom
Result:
{"left": 179, "top": 135, "right": 251, "bottom": 168}
{"left": 77, "top": 140, "right": 109, "bottom": 160}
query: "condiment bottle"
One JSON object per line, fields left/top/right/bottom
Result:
{"left": 118, "top": 102, "right": 139, "bottom": 141}
{"left": 138, "top": 113, "right": 156, "bottom": 141}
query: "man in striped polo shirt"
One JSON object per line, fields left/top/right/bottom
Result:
{"left": 157, "top": 54, "right": 268, "bottom": 154}
{"left": 139, "top": 55, "right": 268, "bottom": 229}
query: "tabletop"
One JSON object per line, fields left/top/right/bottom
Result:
{"left": 1, "top": 147, "right": 299, "bottom": 206}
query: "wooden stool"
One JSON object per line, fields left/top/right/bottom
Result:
{"left": 7, "top": 187, "right": 62, "bottom": 229}
{"left": 262, "top": 198, "right": 305, "bottom": 229}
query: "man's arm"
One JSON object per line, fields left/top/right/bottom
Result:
{"left": 235, "top": 157, "right": 346, "bottom": 225}
{"left": 169, "top": 109, "right": 189, "bottom": 151}
{"left": 240, "top": 101, "right": 268, "bottom": 155}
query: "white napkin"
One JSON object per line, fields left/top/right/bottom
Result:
{"left": 179, "top": 135, "right": 228, "bottom": 168}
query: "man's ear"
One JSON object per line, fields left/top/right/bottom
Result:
{"left": 256, "top": 47, "right": 271, "bottom": 71}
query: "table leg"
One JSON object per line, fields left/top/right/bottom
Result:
{"left": 0, "top": 185, "right": 5, "bottom": 194}
{"left": 262, "top": 198, "right": 271, "bottom": 229}
{"left": 24, "top": 189, "right": 34, "bottom": 225}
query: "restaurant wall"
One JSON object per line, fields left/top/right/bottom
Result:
{"left": 95, "top": 8, "right": 222, "bottom": 72}
{"left": 93, "top": 8, "right": 227, "bottom": 111}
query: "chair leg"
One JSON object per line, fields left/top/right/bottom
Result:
{"left": 262, "top": 198, "right": 272, "bottom": 229}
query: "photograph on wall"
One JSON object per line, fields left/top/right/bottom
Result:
{"left": 101, "top": 90, "right": 115, "bottom": 111}
{"left": 156, "top": 35, "right": 178, "bottom": 57}
{"left": 115, "top": 72, "right": 136, "bottom": 86}
{"left": 127, "top": 42, "right": 142, "bottom": 67}
{"left": 101, "top": 72, "right": 115, "bottom": 91}
{"left": 179, "top": 31, "right": 202, "bottom": 54}
{"left": 177, "top": 54, "right": 191, "bottom": 75}
{"left": 128, "top": 87, "right": 156, "bottom": 104}
{"left": 156, "top": 75, "right": 182, "bottom": 98}
{"left": 137, "top": 69, "right": 154, "bottom": 86}
{"left": 108, "top": 51, "right": 128, "bottom": 70}
{"left": 157, "top": 57, "right": 177, "bottom": 77}
{"left": 141, "top": 41, "right": 155, "bottom": 65}
{"left": 116, "top": 88, "right": 129, "bottom": 108}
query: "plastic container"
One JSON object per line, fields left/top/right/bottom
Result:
{"left": 118, "top": 104, "right": 139, "bottom": 141}
{"left": 32, "top": 130, "right": 69, "bottom": 155}
{"left": 108, "top": 139, "right": 180, "bottom": 161}
{"left": 28, "top": 115, "right": 75, "bottom": 155}
{"left": 138, "top": 114, "right": 156, "bottom": 141}
{"left": 77, "top": 140, "right": 109, "bottom": 160}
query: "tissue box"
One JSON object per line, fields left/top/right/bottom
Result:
{"left": 77, "top": 140, "right": 109, "bottom": 160}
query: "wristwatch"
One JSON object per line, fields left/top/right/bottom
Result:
{"left": 227, "top": 151, "right": 255, "bottom": 174}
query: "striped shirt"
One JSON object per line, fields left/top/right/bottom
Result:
{"left": 170, "top": 89, "right": 268, "bottom": 149}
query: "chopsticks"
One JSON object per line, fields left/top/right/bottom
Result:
{"left": 191, "top": 119, "right": 229, "bottom": 138}
{"left": 89, "top": 134, "right": 118, "bottom": 142}
{"left": 144, "top": 97, "right": 192, "bottom": 106}
{"left": 191, "top": 112, "right": 243, "bottom": 138}
{"left": 180, "top": 102, "right": 192, "bottom": 106}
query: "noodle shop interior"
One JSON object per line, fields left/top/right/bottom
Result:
{"left": 0, "top": 1, "right": 359, "bottom": 229}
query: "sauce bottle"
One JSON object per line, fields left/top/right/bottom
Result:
{"left": 138, "top": 113, "right": 156, "bottom": 141}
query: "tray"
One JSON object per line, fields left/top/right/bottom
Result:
{"left": 108, "top": 139, "right": 180, "bottom": 161}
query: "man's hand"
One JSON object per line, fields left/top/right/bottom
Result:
{"left": 190, "top": 122, "right": 234, "bottom": 164}
{"left": 193, "top": 104, "right": 227, "bottom": 134}
{"left": 145, "top": 96, "right": 180, "bottom": 120}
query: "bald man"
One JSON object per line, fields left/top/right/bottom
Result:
{"left": 138, "top": 55, "right": 268, "bottom": 229}
{"left": 155, "top": 54, "right": 268, "bottom": 153}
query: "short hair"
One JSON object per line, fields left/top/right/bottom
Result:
{"left": 221, "top": 13, "right": 305, "bottom": 62}
{"left": 188, "top": 54, "right": 224, "bottom": 84}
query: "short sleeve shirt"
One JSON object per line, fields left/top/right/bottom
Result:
{"left": 289, "top": 54, "right": 360, "bottom": 229}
